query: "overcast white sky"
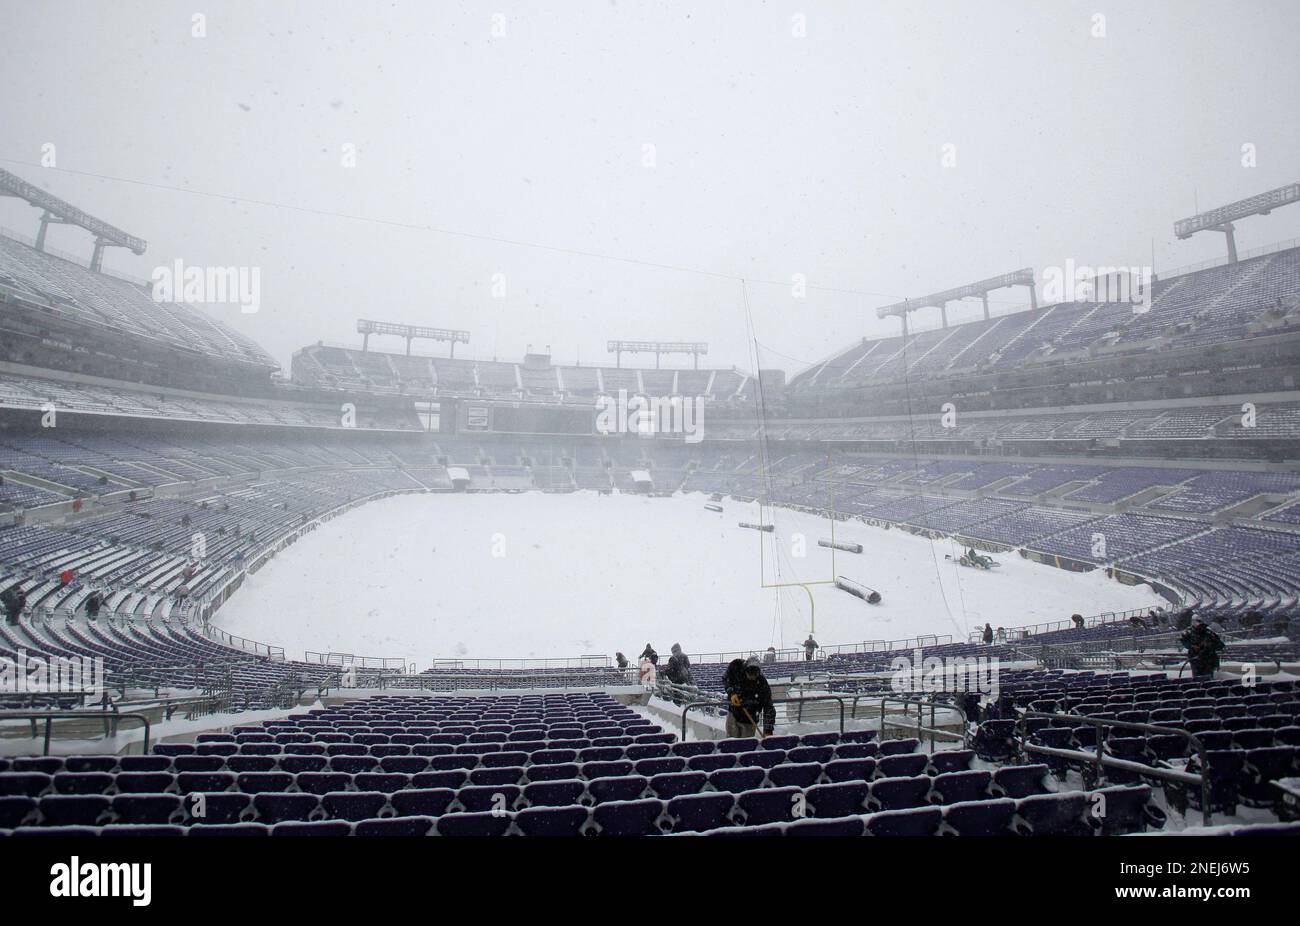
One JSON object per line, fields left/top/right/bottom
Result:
{"left": 2, "top": 0, "right": 1298, "bottom": 377}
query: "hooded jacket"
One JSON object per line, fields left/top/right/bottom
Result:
{"left": 724, "top": 659, "right": 775, "bottom": 734}
{"left": 664, "top": 645, "right": 693, "bottom": 685}
{"left": 1180, "top": 624, "right": 1225, "bottom": 674}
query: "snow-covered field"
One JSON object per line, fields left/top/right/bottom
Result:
{"left": 213, "top": 491, "right": 1163, "bottom": 663}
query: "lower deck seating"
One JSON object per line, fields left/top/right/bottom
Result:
{"left": 0, "top": 689, "right": 1244, "bottom": 836}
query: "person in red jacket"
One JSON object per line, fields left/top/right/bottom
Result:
{"left": 59, "top": 569, "right": 73, "bottom": 586}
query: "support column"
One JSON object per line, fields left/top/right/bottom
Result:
{"left": 981, "top": 293, "right": 990, "bottom": 320}
{"left": 35, "top": 212, "right": 52, "bottom": 252}
{"left": 1217, "top": 223, "right": 1238, "bottom": 264}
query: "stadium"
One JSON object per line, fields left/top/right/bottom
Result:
{"left": 1, "top": 5, "right": 1298, "bottom": 884}
{"left": 3, "top": 163, "right": 1298, "bottom": 843}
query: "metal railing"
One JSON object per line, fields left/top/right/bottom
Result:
{"left": 678, "top": 695, "right": 846, "bottom": 740}
{"left": 820, "top": 634, "right": 954, "bottom": 656}
{"left": 304, "top": 651, "right": 407, "bottom": 670}
{"left": 201, "top": 625, "right": 285, "bottom": 660}
{"left": 878, "top": 696, "right": 969, "bottom": 750}
{"left": 968, "top": 608, "right": 1153, "bottom": 643}
{"left": 0, "top": 710, "right": 151, "bottom": 755}
{"left": 427, "top": 655, "right": 612, "bottom": 671}
{"left": 335, "top": 671, "right": 630, "bottom": 692}
{"left": 1015, "top": 710, "right": 1212, "bottom": 825}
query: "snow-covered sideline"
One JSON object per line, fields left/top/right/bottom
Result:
{"left": 213, "top": 491, "right": 1163, "bottom": 663}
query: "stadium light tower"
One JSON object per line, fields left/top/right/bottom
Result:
{"left": 606, "top": 340, "right": 708, "bottom": 369}
{"left": 356, "top": 319, "right": 471, "bottom": 356}
{"left": 1174, "top": 182, "right": 1300, "bottom": 264}
{"left": 875, "top": 269, "right": 1037, "bottom": 331}
{"left": 0, "top": 167, "right": 147, "bottom": 271}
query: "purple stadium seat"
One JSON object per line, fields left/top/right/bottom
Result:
{"left": 634, "top": 757, "right": 686, "bottom": 777}
{"left": 877, "top": 754, "right": 929, "bottom": 778}
{"left": 525, "top": 763, "right": 581, "bottom": 782}
{"left": 355, "top": 816, "right": 435, "bottom": 836}
{"left": 112, "top": 772, "right": 175, "bottom": 794}
{"left": 515, "top": 805, "right": 590, "bottom": 836}
{"left": 119, "top": 756, "right": 171, "bottom": 773}
{"left": 111, "top": 794, "right": 184, "bottom": 825}
{"left": 687, "top": 754, "right": 736, "bottom": 773}
{"left": 185, "top": 793, "right": 252, "bottom": 825}
{"left": 455, "top": 785, "right": 521, "bottom": 813}
{"left": 101, "top": 825, "right": 186, "bottom": 837}
{"left": 931, "top": 771, "right": 992, "bottom": 805}
{"left": 0, "top": 796, "right": 37, "bottom": 828}
{"left": 0, "top": 773, "right": 50, "bottom": 798}
{"left": 734, "top": 787, "right": 802, "bottom": 826}
{"left": 589, "top": 799, "right": 666, "bottom": 836}
{"left": 408, "top": 769, "right": 465, "bottom": 790}
{"left": 252, "top": 793, "right": 320, "bottom": 824}
{"left": 785, "top": 815, "right": 865, "bottom": 837}
{"left": 941, "top": 798, "right": 1017, "bottom": 836}
{"left": 581, "top": 760, "right": 635, "bottom": 780}
{"left": 436, "top": 812, "right": 513, "bottom": 836}
{"left": 379, "top": 756, "right": 429, "bottom": 775}
{"left": 64, "top": 757, "right": 116, "bottom": 773}
{"left": 330, "top": 756, "right": 380, "bottom": 774}
{"left": 1014, "top": 792, "right": 1097, "bottom": 836}
{"left": 992, "top": 764, "right": 1051, "bottom": 799}
{"left": 870, "top": 776, "right": 933, "bottom": 811}
{"left": 877, "top": 737, "right": 921, "bottom": 756}
{"left": 321, "top": 791, "right": 390, "bottom": 822}
{"left": 187, "top": 823, "right": 269, "bottom": 837}
{"left": 787, "top": 746, "right": 835, "bottom": 765}
{"left": 587, "top": 775, "right": 649, "bottom": 804}
{"left": 649, "top": 771, "right": 708, "bottom": 800}
{"left": 522, "top": 779, "right": 587, "bottom": 808}
{"left": 271, "top": 820, "right": 352, "bottom": 836}
{"left": 38, "top": 795, "right": 111, "bottom": 827}
{"left": 706, "top": 767, "right": 766, "bottom": 794}
{"left": 236, "top": 772, "right": 294, "bottom": 794}
{"left": 717, "top": 738, "right": 755, "bottom": 754}
{"left": 227, "top": 756, "right": 277, "bottom": 773}
{"left": 806, "top": 782, "right": 870, "bottom": 818}
{"left": 1093, "top": 785, "right": 1166, "bottom": 835}
{"left": 667, "top": 793, "right": 735, "bottom": 832}
{"left": 737, "top": 750, "right": 785, "bottom": 770}
{"left": 928, "top": 750, "right": 976, "bottom": 775}
{"left": 865, "top": 807, "right": 943, "bottom": 836}
{"left": 768, "top": 763, "right": 823, "bottom": 789}
{"left": 355, "top": 772, "right": 412, "bottom": 793}
{"left": 822, "top": 758, "right": 875, "bottom": 783}
{"left": 390, "top": 788, "right": 456, "bottom": 818}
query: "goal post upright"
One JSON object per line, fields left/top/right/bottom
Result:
{"left": 757, "top": 449, "right": 839, "bottom": 635}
